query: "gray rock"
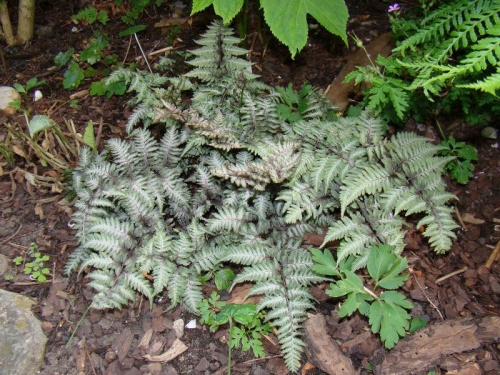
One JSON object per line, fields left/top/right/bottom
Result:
{"left": 0, "top": 86, "right": 21, "bottom": 116}
{"left": 194, "top": 357, "right": 210, "bottom": 372}
{"left": 0, "top": 254, "right": 10, "bottom": 277}
{"left": 0, "top": 289, "right": 48, "bottom": 375}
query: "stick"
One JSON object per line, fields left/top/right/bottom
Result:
{"left": 122, "top": 35, "right": 133, "bottom": 65}
{"left": 454, "top": 205, "right": 467, "bottom": 230}
{"left": 436, "top": 266, "right": 467, "bottom": 284}
{"left": 1, "top": 223, "right": 23, "bottom": 244}
{"left": 134, "top": 33, "right": 153, "bottom": 73}
{"left": 485, "top": 240, "right": 500, "bottom": 269}
{"left": 413, "top": 275, "right": 444, "bottom": 320}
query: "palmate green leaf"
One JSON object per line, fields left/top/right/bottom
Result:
{"left": 310, "top": 248, "right": 340, "bottom": 276}
{"left": 367, "top": 244, "right": 408, "bottom": 290}
{"left": 260, "top": 0, "right": 348, "bottom": 57}
{"left": 369, "top": 291, "right": 412, "bottom": 349}
{"left": 326, "top": 270, "right": 365, "bottom": 297}
{"left": 191, "top": 0, "right": 244, "bottom": 24}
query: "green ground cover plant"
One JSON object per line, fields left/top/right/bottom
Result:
{"left": 67, "top": 22, "right": 458, "bottom": 371}
{"left": 346, "top": 0, "right": 500, "bottom": 127}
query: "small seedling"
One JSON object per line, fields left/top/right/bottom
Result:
{"left": 9, "top": 243, "right": 51, "bottom": 282}
{"left": 439, "top": 135, "right": 478, "bottom": 184}
{"left": 409, "top": 316, "right": 428, "bottom": 334}
{"left": 23, "top": 243, "right": 51, "bottom": 282}
{"left": 13, "top": 78, "right": 46, "bottom": 95}
{"left": 276, "top": 83, "right": 312, "bottom": 123}
{"left": 199, "top": 292, "right": 272, "bottom": 374}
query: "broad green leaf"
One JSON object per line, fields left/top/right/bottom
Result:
{"left": 261, "top": 0, "right": 348, "bottom": 57}
{"left": 54, "top": 49, "right": 74, "bottom": 67}
{"left": 311, "top": 248, "right": 340, "bottom": 276}
{"left": 13, "top": 82, "right": 26, "bottom": 94}
{"left": 377, "top": 257, "right": 408, "bottom": 290}
{"left": 338, "top": 292, "right": 359, "bottom": 317}
{"left": 83, "top": 121, "right": 96, "bottom": 152}
{"left": 119, "top": 24, "right": 147, "bottom": 37}
{"left": 214, "top": 268, "right": 235, "bottom": 290}
{"left": 369, "top": 291, "right": 412, "bottom": 348}
{"left": 29, "top": 115, "right": 55, "bottom": 137}
{"left": 409, "top": 316, "right": 427, "bottom": 334}
{"left": 213, "top": 0, "right": 244, "bottom": 24}
{"left": 63, "top": 62, "right": 85, "bottom": 90}
{"left": 367, "top": 244, "right": 396, "bottom": 282}
{"left": 191, "top": 0, "right": 214, "bottom": 14}
{"left": 326, "top": 271, "right": 365, "bottom": 297}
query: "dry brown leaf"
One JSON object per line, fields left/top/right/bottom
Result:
{"left": 227, "top": 283, "right": 261, "bottom": 305}
{"left": 143, "top": 338, "right": 187, "bottom": 362}
{"left": 462, "top": 213, "right": 486, "bottom": 225}
{"left": 301, "top": 362, "right": 316, "bottom": 374}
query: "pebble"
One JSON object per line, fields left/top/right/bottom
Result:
{"left": 194, "top": 357, "right": 210, "bottom": 372}
{"left": 173, "top": 318, "right": 184, "bottom": 338}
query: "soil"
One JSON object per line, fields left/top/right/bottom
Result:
{"left": 1, "top": 1, "right": 499, "bottom": 375}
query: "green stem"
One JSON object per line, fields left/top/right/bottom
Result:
{"left": 227, "top": 318, "right": 233, "bottom": 375}
{"left": 66, "top": 304, "right": 92, "bottom": 348}
{"left": 435, "top": 119, "right": 447, "bottom": 142}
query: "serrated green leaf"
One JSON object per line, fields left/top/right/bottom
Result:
{"left": 367, "top": 244, "right": 396, "bottom": 282}
{"left": 213, "top": 0, "right": 244, "bottom": 24}
{"left": 191, "top": 0, "right": 213, "bottom": 14}
{"left": 311, "top": 248, "right": 340, "bottom": 276}
{"left": 214, "top": 268, "right": 235, "bottom": 290}
{"left": 409, "top": 316, "right": 427, "bottom": 334}
{"left": 63, "top": 62, "right": 85, "bottom": 90}
{"left": 119, "top": 24, "right": 147, "bottom": 37}
{"left": 260, "top": 0, "right": 348, "bottom": 57}
{"left": 326, "top": 271, "right": 365, "bottom": 297}
{"left": 369, "top": 291, "right": 412, "bottom": 349}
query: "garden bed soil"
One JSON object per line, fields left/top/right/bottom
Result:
{"left": 1, "top": 1, "right": 499, "bottom": 374}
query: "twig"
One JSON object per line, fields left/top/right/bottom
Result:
{"left": 1, "top": 223, "right": 23, "bottom": 244}
{"left": 436, "top": 266, "right": 467, "bottom": 284}
{"left": 83, "top": 345, "right": 98, "bottom": 375}
{"left": 7, "top": 242, "right": 29, "bottom": 250}
{"left": 122, "top": 34, "right": 133, "bottom": 65}
{"left": 413, "top": 275, "right": 444, "bottom": 320}
{"left": 96, "top": 118, "right": 104, "bottom": 150}
{"left": 485, "top": 240, "right": 500, "bottom": 269}
{"left": 134, "top": 33, "right": 153, "bottom": 73}
{"left": 454, "top": 205, "right": 467, "bottom": 230}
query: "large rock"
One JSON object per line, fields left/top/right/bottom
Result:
{"left": 0, "top": 254, "right": 10, "bottom": 277}
{"left": 0, "top": 86, "right": 21, "bottom": 116}
{"left": 0, "top": 289, "right": 48, "bottom": 375}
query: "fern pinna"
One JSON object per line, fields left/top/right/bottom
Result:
{"left": 68, "top": 21, "right": 458, "bottom": 372}
{"left": 396, "top": 0, "right": 500, "bottom": 96}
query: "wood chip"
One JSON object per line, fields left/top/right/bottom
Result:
{"left": 143, "top": 338, "right": 187, "bottom": 362}
{"left": 137, "top": 329, "right": 153, "bottom": 351}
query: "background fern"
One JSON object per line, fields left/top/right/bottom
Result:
{"left": 68, "top": 21, "right": 458, "bottom": 372}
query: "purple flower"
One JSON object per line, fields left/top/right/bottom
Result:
{"left": 388, "top": 3, "right": 401, "bottom": 13}
{"left": 389, "top": 212, "right": 394, "bottom": 220}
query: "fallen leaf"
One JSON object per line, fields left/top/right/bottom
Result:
{"left": 227, "top": 283, "right": 261, "bottom": 305}
{"left": 462, "top": 213, "right": 486, "bottom": 225}
{"left": 301, "top": 362, "right": 316, "bottom": 375}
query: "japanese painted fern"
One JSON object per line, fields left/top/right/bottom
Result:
{"left": 67, "top": 21, "right": 458, "bottom": 372}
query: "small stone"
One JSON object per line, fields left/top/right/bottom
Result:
{"left": 173, "top": 318, "right": 184, "bottom": 338}
{"left": 481, "top": 127, "right": 498, "bottom": 139}
{"left": 147, "top": 363, "right": 162, "bottom": 373}
{"left": 41, "top": 321, "right": 54, "bottom": 331}
{"left": 164, "top": 364, "right": 178, "bottom": 375}
{"left": 105, "top": 350, "right": 117, "bottom": 362}
{"left": 253, "top": 367, "right": 271, "bottom": 375}
{"left": 490, "top": 276, "right": 500, "bottom": 295}
{"left": 0, "top": 254, "right": 10, "bottom": 277}
{"left": 123, "top": 367, "right": 141, "bottom": 375}
{"left": 0, "top": 290, "right": 47, "bottom": 375}
{"left": 194, "top": 357, "right": 210, "bottom": 372}
{"left": 0, "top": 86, "right": 21, "bottom": 116}
{"left": 266, "top": 358, "right": 288, "bottom": 375}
